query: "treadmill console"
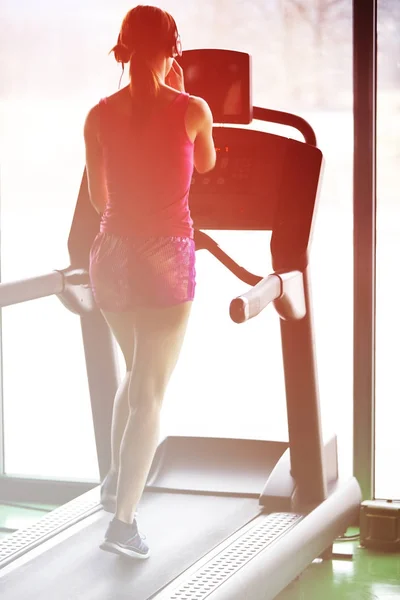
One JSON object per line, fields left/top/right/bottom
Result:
{"left": 189, "top": 127, "right": 286, "bottom": 230}
{"left": 189, "top": 125, "right": 323, "bottom": 273}
{"left": 178, "top": 49, "right": 252, "bottom": 124}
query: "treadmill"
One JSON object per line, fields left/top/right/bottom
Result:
{"left": 0, "top": 50, "right": 361, "bottom": 600}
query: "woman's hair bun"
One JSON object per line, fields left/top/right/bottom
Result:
{"left": 111, "top": 42, "right": 132, "bottom": 64}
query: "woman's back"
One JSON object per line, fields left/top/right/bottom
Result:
{"left": 99, "top": 86, "right": 195, "bottom": 237}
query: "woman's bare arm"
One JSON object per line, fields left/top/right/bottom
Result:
{"left": 83, "top": 105, "right": 108, "bottom": 215}
{"left": 191, "top": 97, "right": 216, "bottom": 174}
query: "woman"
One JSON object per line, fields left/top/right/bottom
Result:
{"left": 84, "top": 5, "right": 216, "bottom": 559}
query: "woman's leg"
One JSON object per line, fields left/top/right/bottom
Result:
{"left": 115, "top": 301, "right": 192, "bottom": 524}
{"left": 101, "top": 310, "right": 135, "bottom": 475}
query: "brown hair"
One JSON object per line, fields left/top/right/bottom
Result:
{"left": 111, "top": 5, "right": 179, "bottom": 107}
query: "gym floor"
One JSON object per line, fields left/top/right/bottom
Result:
{"left": 1, "top": 503, "right": 399, "bottom": 599}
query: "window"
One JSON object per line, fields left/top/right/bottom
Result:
{"left": 375, "top": 0, "right": 400, "bottom": 499}
{"left": 1, "top": 0, "right": 353, "bottom": 481}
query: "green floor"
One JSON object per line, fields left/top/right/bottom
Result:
{"left": 276, "top": 530, "right": 400, "bottom": 599}
{"left": 1, "top": 504, "right": 399, "bottom": 598}
{"left": 0, "top": 501, "right": 58, "bottom": 538}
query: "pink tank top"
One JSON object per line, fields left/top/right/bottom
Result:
{"left": 98, "top": 92, "right": 194, "bottom": 238}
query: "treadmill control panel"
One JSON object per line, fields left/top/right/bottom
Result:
{"left": 192, "top": 156, "right": 255, "bottom": 189}
{"left": 189, "top": 127, "right": 287, "bottom": 230}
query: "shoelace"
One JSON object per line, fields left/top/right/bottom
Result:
{"left": 134, "top": 526, "right": 146, "bottom": 541}
{"left": 127, "top": 530, "right": 147, "bottom": 545}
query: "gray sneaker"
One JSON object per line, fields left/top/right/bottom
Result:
{"left": 100, "top": 518, "right": 150, "bottom": 559}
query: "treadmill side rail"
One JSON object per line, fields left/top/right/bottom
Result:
{"left": 273, "top": 270, "right": 306, "bottom": 321}
{"left": 259, "top": 435, "right": 339, "bottom": 514}
{"left": 153, "top": 477, "right": 361, "bottom": 600}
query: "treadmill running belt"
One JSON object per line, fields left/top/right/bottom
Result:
{"left": 0, "top": 491, "right": 261, "bottom": 600}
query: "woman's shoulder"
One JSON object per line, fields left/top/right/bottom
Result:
{"left": 186, "top": 94, "right": 213, "bottom": 123}
{"left": 84, "top": 102, "right": 103, "bottom": 136}
{"left": 101, "top": 87, "right": 132, "bottom": 117}
{"left": 84, "top": 89, "right": 128, "bottom": 136}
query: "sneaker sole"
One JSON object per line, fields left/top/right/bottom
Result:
{"left": 99, "top": 541, "right": 150, "bottom": 560}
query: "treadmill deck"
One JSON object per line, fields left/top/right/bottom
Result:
{"left": 0, "top": 489, "right": 261, "bottom": 600}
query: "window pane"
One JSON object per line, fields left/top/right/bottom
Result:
{"left": 375, "top": 0, "right": 400, "bottom": 499}
{"left": 162, "top": 231, "right": 288, "bottom": 442}
{"left": 1, "top": 0, "right": 353, "bottom": 481}
{"left": 2, "top": 298, "right": 98, "bottom": 481}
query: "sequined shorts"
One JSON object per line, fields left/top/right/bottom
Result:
{"left": 89, "top": 232, "right": 196, "bottom": 311}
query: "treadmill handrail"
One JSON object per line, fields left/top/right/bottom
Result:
{"left": 0, "top": 271, "right": 64, "bottom": 308}
{"left": 194, "top": 230, "right": 263, "bottom": 286}
{"left": 230, "top": 274, "right": 282, "bottom": 324}
{"left": 230, "top": 270, "right": 306, "bottom": 324}
{"left": 253, "top": 106, "right": 317, "bottom": 146}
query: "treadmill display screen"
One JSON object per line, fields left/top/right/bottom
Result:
{"left": 178, "top": 49, "right": 252, "bottom": 124}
